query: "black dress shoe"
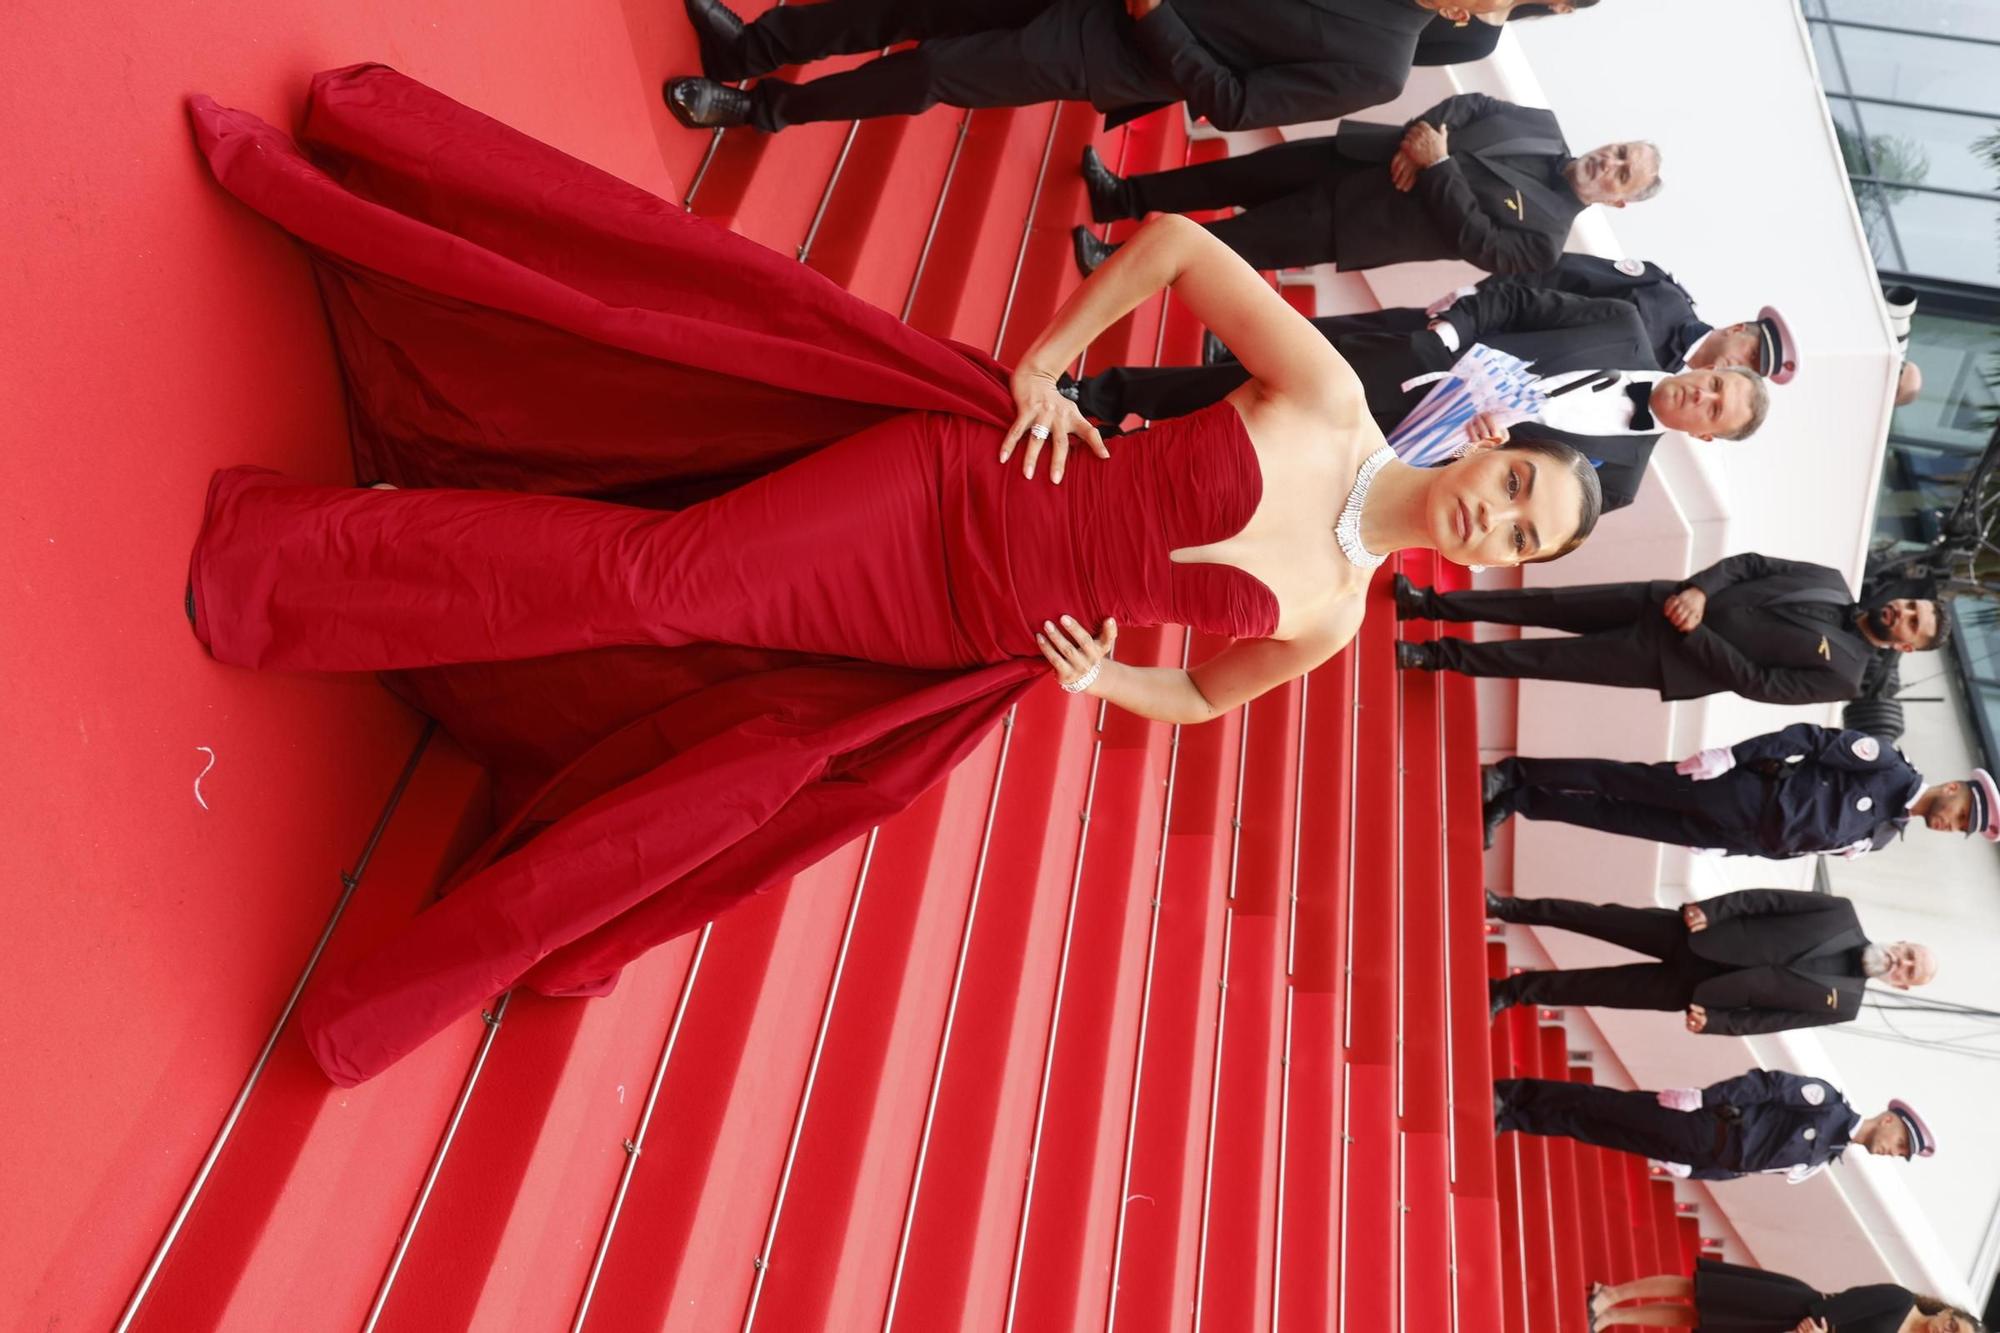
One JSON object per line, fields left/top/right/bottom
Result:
{"left": 685, "top": 0, "right": 749, "bottom": 80}
{"left": 1079, "top": 146, "right": 1130, "bottom": 224}
{"left": 664, "top": 77, "right": 753, "bottom": 129}
{"left": 1482, "top": 798, "right": 1510, "bottom": 850}
{"left": 1483, "top": 888, "right": 1512, "bottom": 921}
{"left": 1201, "top": 331, "right": 1233, "bottom": 366}
{"left": 1071, "top": 225, "right": 1116, "bottom": 277}
{"left": 1391, "top": 572, "right": 1431, "bottom": 620}
{"left": 1056, "top": 375, "right": 1081, "bottom": 404}
{"left": 1394, "top": 640, "right": 1436, "bottom": 671}
{"left": 1488, "top": 976, "right": 1514, "bottom": 1019}
{"left": 1480, "top": 761, "right": 1511, "bottom": 807}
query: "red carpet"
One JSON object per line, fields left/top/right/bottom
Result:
{"left": 4, "top": 3, "right": 1686, "bottom": 1325}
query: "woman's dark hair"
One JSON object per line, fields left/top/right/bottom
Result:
{"left": 1510, "top": 0, "right": 1600, "bottom": 19}
{"left": 1496, "top": 437, "right": 1602, "bottom": 562}
{"left": 1911, "top": 1293, "right": 1983, "bottom": 1330}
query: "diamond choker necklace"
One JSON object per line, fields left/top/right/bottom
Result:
{"left": 1333, "top": 446, "right": 1394, "bottom": 571}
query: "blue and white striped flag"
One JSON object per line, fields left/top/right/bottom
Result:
{"left": 1385, "top": 343, "right": 1548, "bottom": 467}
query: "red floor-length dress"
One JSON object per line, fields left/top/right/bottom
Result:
{"left": 189, "top": 65, "right": 1279, "bottom": 1086}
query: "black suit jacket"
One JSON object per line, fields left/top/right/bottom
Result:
{"left": 1664, "top": 552, "right": 1878, "bottom": 704}
{"left": 1330, "top": 93, "right": 1584, "bottom": 274}
{"left": 1682, "top": 890, "right": 1871, "bottom": 1036}
{"left": 1108, "top": 0, "right": 1430, "bottom": 130}
{"left": 1338, "top": 285, "right": 1665, "bottom": 510}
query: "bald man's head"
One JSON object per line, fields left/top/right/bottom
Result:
{"left": 1897, "top": 360, "right": 1924, "bottom": 407}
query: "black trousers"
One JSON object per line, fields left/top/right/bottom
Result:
{"left": 733, "top": 0, "right": 1168, "bottom": 131}
{"left": 1495, "top": 1078, "right": 1735, "bottom": 1170}
{"left": 1074, "top": 362, "right": 1251, "bottom": 423}
{"left": 1410, "top": 581, "right": 1670, "bottom": 691}
{"left": 1494, "top": 895, "right": 1720, "bottom": 1012}
{"left": 1206, "top": 307, "right": 1430, "bottom": 365}
{"left": 1118, "top": 136, "right": 1370, "bottom": 270}
{"left": 1494, "top": 756, "right": 1770, "bottom": 853}
{"left": 1076, "top": 324, "right": 1433, "bottom": 424}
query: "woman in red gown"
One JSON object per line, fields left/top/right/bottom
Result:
{"left": 187, "top": 65, "right": 1601, "bottom": 1085}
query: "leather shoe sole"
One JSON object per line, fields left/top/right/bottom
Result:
{"left": 664, "top": 77, "right": 752, "bottom": 129}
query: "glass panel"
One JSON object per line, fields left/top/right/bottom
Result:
{"left": 1839, "top": 102, "right": 2000, "bottom": 194}
{"left": 1893, "top": 309, "right": 1999, "bottom": 451}
{"left": 1819, "top": 0, "right": 2000, "bottom": 43}
{"left": 1873, "top": 444, "right": 1975, "bottom": 556}
{"left": 1810, "top": 22, "right": 2000, "bottom": 109}
{"left": 1880, "top": 191, "right": 2000, "bottom": 287}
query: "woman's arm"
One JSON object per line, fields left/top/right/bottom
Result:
{"left": 1014, "top": 215, "right": 1357, "bottom": 437}
{"left": 1039, "top": 603, "right": 1363, "bottom": 725}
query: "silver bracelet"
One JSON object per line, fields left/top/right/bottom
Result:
{"left": 1062, "top": 660, "right": 1103, "bottom": 694}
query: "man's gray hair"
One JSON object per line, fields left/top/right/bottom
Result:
{"left": 1630, "top": 141, "right": 1665, "bottom": 202}
{"left": 1721, "top": 365, "right": 1769, "bottom": 442}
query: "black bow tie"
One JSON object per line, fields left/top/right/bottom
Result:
{"left": 1545, "top": 371, "right": 1655, "bottom": 430}
{"left": 1626, "top": 381, "right": 1655, "bottom": 431}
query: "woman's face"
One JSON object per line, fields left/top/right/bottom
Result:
{"left": 1918, "top": 1311, "right": 1975, "bottom": 1333}
{"left": 1426, "top": 446, "right": 1587, "bottom": 567}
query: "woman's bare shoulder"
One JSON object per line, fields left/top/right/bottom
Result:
{"left": 1283, "top": 575, "right": 1370, "bottom": 657}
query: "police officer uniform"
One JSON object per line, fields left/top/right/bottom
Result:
{"left": 1494, "top": 1070, "right": 1933, "bottom": 1183}
{"left": 1488, "top": 723, "right": 1924, "bottom": 857}
{"left": 1510, "top": 255, "right": 1800, "bottom": 383}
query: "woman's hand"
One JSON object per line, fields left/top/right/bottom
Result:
{"left": 1793, "top": 1319, "right": 1829, "bottom": 1333}
{"left": 1002, "top": 366, "right": 1108, "bottom": 483}
{"left": 1036, "top": 615, "right": 1117, "bottom": 692}
{"left": 1464, "top": 411, "right": 1511, "bottom": 448}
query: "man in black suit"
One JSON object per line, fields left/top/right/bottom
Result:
{"left": 1481, "top": 723, "right": 2000, "bottom": 856}
{"left": 1067, "top": 287, "right": 1770, "bottom": 510}
{"left": 1394, "top": 554, "right": 1946, "bottom": 705}
{"left": 1074, "top": 92, "right": 1660, "bottom": 274}
{"left": 1485, "top": 887, "right": 1937, "bottom": 1034}
{"left": 666, "top": 0, "right": 1463, "bottom": 134}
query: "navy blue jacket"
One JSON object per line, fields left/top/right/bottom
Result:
{"left": 1728, "top": 723, "right": 1923, "bottom": 857}
{"left": 1693, "top": 1068, "right": 1860, "bottom": 1181}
